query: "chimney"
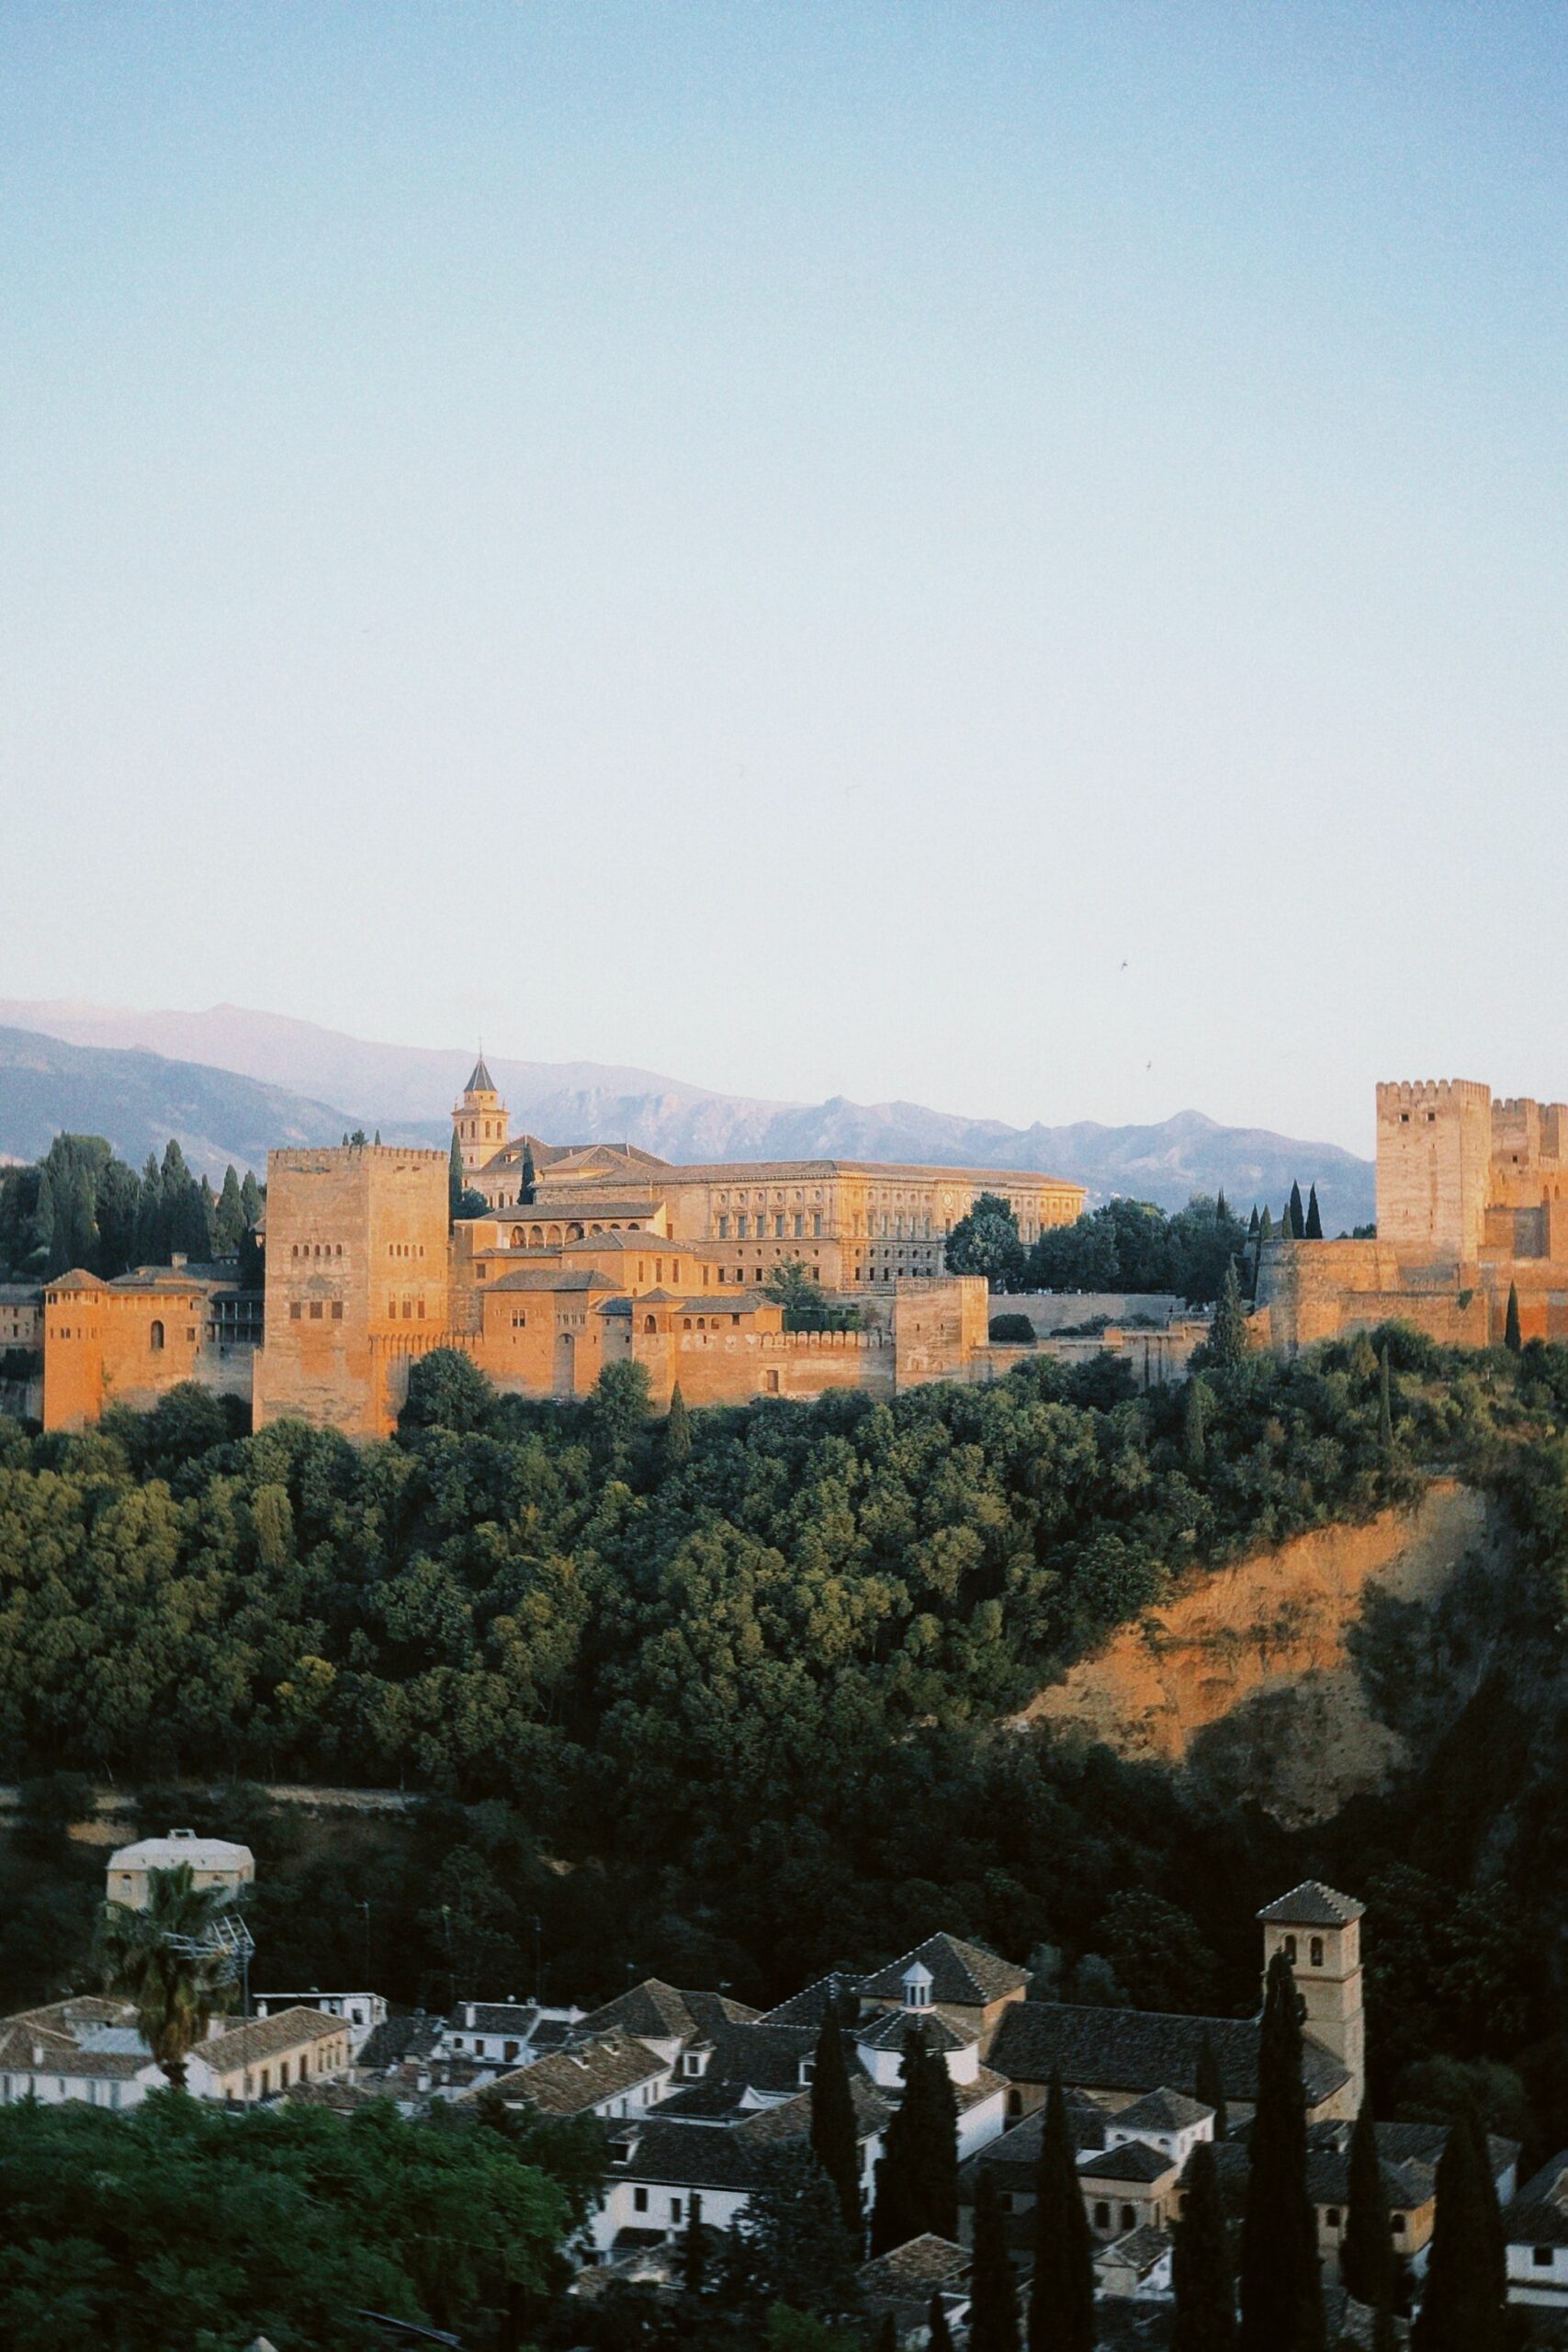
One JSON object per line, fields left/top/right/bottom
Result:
{"left": 171, "top": 1252, "right": 187, "bottom": 1272}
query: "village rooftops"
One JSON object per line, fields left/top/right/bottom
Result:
{"left": 859, "top": 1932, "right": 1028, "bottom": 2009}
{"left": 490, "top": 2030, "right": 667, "bottom": 2115}
{"left": 755, "top": 1970, "right": 863, "bottom": 2029}
{"left": 1256, "top": 1881, "right": 1365, "bottom": 1928}
{"left": 572, "top": 1980, "right": 760, "bottom": 2048}
{"left": 357, "top": 2016, "right": 442, "bottom": 2073}
{"left": 957, "top": 2093, "right": 1109, "bottom": 2188}
{"left": 987, "top": 2001, "right": 1350, "bottom": 2109}
{"left": 197, "top": 2007, "right": 346, "bottom": 2072}
{"left": 857, "top": 2234, "right": 972, "bottom": 2296}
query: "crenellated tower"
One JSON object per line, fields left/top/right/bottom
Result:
{"left": 1374, "top": 1080, "right": 1491, "bottom": 1267}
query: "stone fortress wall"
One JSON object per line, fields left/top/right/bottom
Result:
{"left": 1259, "top": 1076, "right": 1568, "bottom": 1351}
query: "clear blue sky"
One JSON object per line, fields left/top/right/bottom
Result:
{"left": 3, "top": 3, "right": 1564, "bottom": 1149}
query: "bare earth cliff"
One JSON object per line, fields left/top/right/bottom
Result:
{"left": 1018, "top": 1481, "right": 1504, "bottom": 1826}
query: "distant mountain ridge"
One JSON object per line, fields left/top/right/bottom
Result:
{"left": 0, "top": 1001, "right": 1376, "bottom": 1227}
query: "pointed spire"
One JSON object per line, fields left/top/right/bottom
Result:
{"left": 465, "top": 1052, "right": 495, "bottom": 1096}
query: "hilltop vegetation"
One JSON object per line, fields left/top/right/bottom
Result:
{"left": 9, "top": 1332, "right": 1568, "bottom": 2153}
{"left": 0, "top": 1131, "right": 261, "bottom": 1282}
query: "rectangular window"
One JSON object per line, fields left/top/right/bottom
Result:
{"left": 774, "top": 1216, "right": 784, "bottom": 1238}
{"left": 634, "top": 2187, "right": 649, "bottom": 2213}
{"left": 332, "top": 1301, "right": 343, "bottom": 1320}
{"left": 813, "top": 1215, "right": 822, "bottom": 1236}
{"left": 309, "top": 1301, "right": 323, "bottom": 1319}
{"left": 671, "top": 2197, "right": 683, "bottom": 2223}
{"left": 289, "top": 1302, "right": 302, "bottom": 1320}
{"left": 717, "top": 1217, "right": 728, "bottom": 1238}
{"left": 738, "top": 1216, "right": 749, "bottom": 1238}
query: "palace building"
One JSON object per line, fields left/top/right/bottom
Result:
{"left": 32, "top": 1059, "right": 1087, "bottom": 1439}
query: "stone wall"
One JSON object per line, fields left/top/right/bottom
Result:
{"left": 1374, "top": 1080, "right": 1492, "bottom": 1265}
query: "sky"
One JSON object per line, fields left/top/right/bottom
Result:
{"left": 3, "top": 3, "right": 1565, "bottom": 1153}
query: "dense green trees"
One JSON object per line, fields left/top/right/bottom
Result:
{"left": 0, "top": 2091, "right": 571, "bottom": 2351}
{"left": 0, "top": 1134, "right": 258, "bottom": 1282}
{"left": 945, "top": 1194, "right": 1027, "bottom": 1289}
{"left": 1025, "top": 1193, "right": 1249, "bottom": 1306}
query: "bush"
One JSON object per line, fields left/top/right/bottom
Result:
{"left": 988, "top": 1314, "right": 1035, "bottom": 1344}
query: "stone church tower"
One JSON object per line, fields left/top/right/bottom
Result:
{"left": 453, "top": 1056, "right": 508, "bottom": 1183}
{"left": 1258, "top": 1882, "right": 1366, "bottom": 2115}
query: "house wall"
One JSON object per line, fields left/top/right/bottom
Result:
{"left": 41, "top": 1281, "right": 221, "bottom": 1431}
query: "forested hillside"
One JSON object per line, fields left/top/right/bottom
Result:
{"left": 7, "top": 1333, "right": 1568, "bottom": 2156}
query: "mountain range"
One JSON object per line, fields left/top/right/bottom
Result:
{"left": 0, "top": 1000, "right": 1376, "bottom": 1228}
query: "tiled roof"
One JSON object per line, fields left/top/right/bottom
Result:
{"left": 1256, "top": 1882, "right": 1364, "bottom": 1928}
{"left": 955, "top": 2064, "right": 1010, "bottom": 2114}
{"left": 959, "top": 2094, "right": 1109, "bottom": 2191}
{"left": 358, "top": 2017, "right": 441, "bottom": 2072}
{"left": 757, "top": 1971, "right": 863, "bottom": 2029}
{"left": 1095, "top": 2224, "right": 1171, "bottom": 2277}
{"left": 11, "top": 1997, "right": 135, "bottom": 2037}
{"left": 859, "top": 1933, "right": 1028, "bottom": 2008}
{"left": 988, "top": 2002, "right": 1349, "bottom": 2108}
{"left": 1112, "top": 2086, "right": 1213, "bottom": 2132}
{"left": 0, "top": 2019, "right": 153, "bottom": 2079}
{"left": 856, "top": 2007, "right": 976, "bottom": 2054}
{"left": 1506, "top": 2197, "right": 1568, "bottom": 2251}
{"left": 857, "top": 2235, "right": 971, "bottom": 2294}
{"left": 1079, "top": 2140, "right": 1179, "bottom": 2186}
{"left": 1517, "top": 2150, "right": 1568, "bottom": 2206}
{"left": 572, "top": 1980, "right": 758, "bottom": 2048}
{"left": 610, "top": 2119, "right": 769, "bottom": 2191}
{"left": 492, "top": 2030, "right": 667, "bottom": 2114}
{"left": 197, "top": 2007, "right": 346, "bottom": 2072}
{"left": 452, "top": 2004, "right": 544, "bottom": 2037}
{"left": 488, "top": 1266, "right": 620, "bottom": 1294}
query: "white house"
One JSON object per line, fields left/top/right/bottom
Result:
{"left": 440, "top": 1999, "right": 585, "bottom": 2067}
{"left": 1505, "top": 2152, "right": 1568, "bottom": 2307}
{"left": 0, "top": 2001, "right": 164, "bottom": 2110}
{"left": 1103, "top": 2086, "right": 1214, "bottom": 2171}
{"left": 481, "top": 2029, "right": 673, "bottom": 2122}
{"left": 254, "top": 1991, "right": 387, "bottom": 2057}
{"left": 105, "top": 1827, "right": 254, "bottom": 1910}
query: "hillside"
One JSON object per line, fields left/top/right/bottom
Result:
{"left": 0, "top": 1025, "right": 429, "bottom": 1182}
{"left": 0, "top": 999, "right": 1376, "bottom": 1223}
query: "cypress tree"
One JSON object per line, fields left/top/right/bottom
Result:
{"left": 448, "top": 1131, "right": 465, "bottom": 1223}
{"left": 1258, "top": 1206, "right": 1273, "bottom": 1242}
{"left": 1378, "top": 1349, "right": 1393, "bottom": 1453}
{"left": 680, "top": 2197, "right": 705, "bottom": 2292}
{"left": 1288, "top": 1182, "right": 1306, "bottom": 1240}
{"left": 1196, "top": 2030, "right": 1228, "bottom": 2142}
{"left": 520, "top": 1141, "right": 537, "bottom": 1205}
{"left": 875, "top": 2318, "right": 897, "bottom": 2352}
{"left": 1247, "top": 1207, "right": 1260, "bottom": 1241}
{"left": 1410, "top": 2109, "right": 1506, "bottom": 2352}
{"left": 1028, "top": 2072, "right": 1094, "bottom": 2352}
{"left": 32, "top": 1163, "right": 57, "bottom": 1275}
{"left": 928, "top": 2292, "right": 954, "bottom": 2352}
{"left": 1339, "top": 2102, "right": 1393, "bottom": 2316}
{"left": 1215, "top": 1188, "right": 1229, "bottom": 1223}
{"left": 809, "top": 2006, "right": 861, "bottom": 2238}
{"left": 1237, "top": 1950, "right": 1325, "bottom": 2352}
{"left": 1505, "top": 1282, "right": 1522, "bottom": 1352}
{"left": 871, "top": 2030, "right": 939, "bottom": 2256}
{"left": 1171, "top": 2140, "right": 1235, "bottom": 2352}
{"left": 969, "top": 2167, "right": 1021, "bottom": 2352}
{"left": 1371, "top": 2296, "right": 1398, "bottom": 2352}
{"left": 1208, "top": 1261, "right": 1249, "bottom": 1370}
{"left": 133, "top": 1153, "right": 163, "bottom": 1264}
{"left": 1304, "top": 1184, "right": 1324, "bottom": 1240}
{"left": 214, "top": 1166, "right": 245, "bottom": 1255}
{"left": 1183, "top": 1375, "right": 1208, "bottom": 1472}
{"left": 666, "top": 1383, "right": 694, "bottom": 1466}
{"left": 240, "top": 1170, "right": 263, "bottom": 1228}
{"left": 925, "top": 2047, "right": 959, "bottom": 2242}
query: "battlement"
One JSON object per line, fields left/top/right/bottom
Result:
{"left": 267, "top": 1146, "right": 446, "bottom": 1172}
{"left": 1375, "top": 1080, "right": 1491, "bottom": 1114}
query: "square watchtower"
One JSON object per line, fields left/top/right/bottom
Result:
{"left": 1258, "top": 1881, "right": 1365, "bottom": 2116}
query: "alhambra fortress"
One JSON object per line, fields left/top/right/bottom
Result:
{"left": 32, "top": 1060, "right": 1088, "bottom": 1437}
{"left": 26, "top": 1068, "right": 1568, "bottom": 1439}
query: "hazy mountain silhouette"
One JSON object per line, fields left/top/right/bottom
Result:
{"left": 0, "top": 1001, "right": 1375, "bottom": 1227}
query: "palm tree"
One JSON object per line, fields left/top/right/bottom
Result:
{"left": 96, "top": 1862, "right": 240, "bottom": 2088}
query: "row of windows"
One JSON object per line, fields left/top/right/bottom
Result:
{"left": 292, "top": 1243, "right": 344, "bottom": 1259}
{"left": 1280, "top": 1934, "right": 1327, "bottom": 1969}
{"left": 387, "top": 1298, "right": 426, "bottom": 1319}
{"left": 288, "top": 1301, "right": 345, "bottom": 1322}
{"left": 717, "top": 1214, "right": 825, "bottom": 1239}
{"left": 716, "top": 1188, "right": 824, "bottom": 1206}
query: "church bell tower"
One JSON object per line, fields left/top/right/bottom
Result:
{"left": 453, "top": 1055, "right": 508, "bottom": 1185}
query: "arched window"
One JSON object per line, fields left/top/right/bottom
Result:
{"left": 149, "top": 1321, "right": 164, "bottom": 1351}
{"left": 1310, "top": 1937, "right": 1324, "bottom": 1969}
{"left": 1283, "top": 1935, "right": 1298, "bottom": 1964}
{"left": 643, "top": 1315, "right": 658, "bottom": 1333}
